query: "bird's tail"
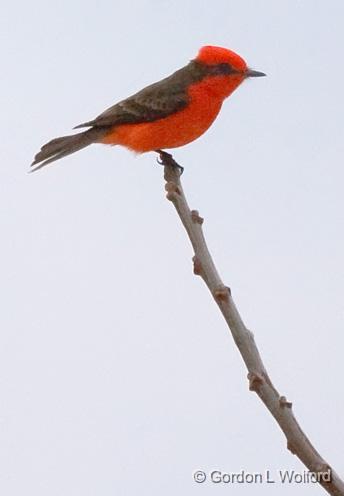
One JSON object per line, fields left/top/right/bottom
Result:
{"left": 31, "top": 127, "right": 107, "bottom": 172}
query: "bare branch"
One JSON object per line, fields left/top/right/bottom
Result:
{"left": 158, "top": 152, "right": 344, "bottom": 496}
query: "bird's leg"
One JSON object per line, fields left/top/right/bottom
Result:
{"left": 155, "top": 149, "right": 184, "bottom": 175}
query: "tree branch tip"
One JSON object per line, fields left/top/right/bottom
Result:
{"left": 214, "top": 286, "right": 230, "bottom": 302}
{"left": 192, "top": 256, "right": 203, "bottom": 275}
{"left": 191, "top": 210, "right": 204, "bottom": 225}
{"left": 247, "top": 372, "right": 264, "bottom": 391}
{"left": 279, "top": 396, "right": 293, "bottom": 409}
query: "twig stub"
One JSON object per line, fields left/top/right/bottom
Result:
{"left": 165, "top": 181, "right": 181, "bottom": 200}
{"left": 248, "top": 372, "right": 264, "bottom": 391}
{"left": 214, "top": 286, "right": 230, "bottom": 302}
{"left": 192, "top": 256, "right": 203, "bottom": 275}
{"left": 191, "top": 210, "right": 204, "bottom": 225}
{"left": 279, "top": 396, "right": 293, "bottom": 409}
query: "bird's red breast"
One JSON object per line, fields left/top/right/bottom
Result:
{"left": 100, "top": 76, "right": 242, "bottom": 152}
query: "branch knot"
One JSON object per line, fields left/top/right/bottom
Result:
{"left": 248, "top": 372, "right": 264, "bottom": 391}
{"left": 279, "top": 396, "right": 293, "bottom": 409}
{"left": 165, "top": 181, "right": 181, "bottom": 200}
{"left": 191, "top": 210, "right": 204, "bottom": 225}
{"left": 192, "top": 256, "right": 203, "bottom": 276}
{"left": 287, "top": 441, "right": 297, "bottom": 455}
{"left": 214, "top": 286, "right": 230, "bottom": 302}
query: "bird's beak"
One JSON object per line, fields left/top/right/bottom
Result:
{"left": 246, "top": 68, "right": 266, "bottom": 78}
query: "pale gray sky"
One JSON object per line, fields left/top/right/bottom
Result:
{"left": 1, "top": 1, "right": 343, "bottom": 495}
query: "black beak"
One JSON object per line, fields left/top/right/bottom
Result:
{"left": 246, "top": 68, "right": 266, "bottom": 78}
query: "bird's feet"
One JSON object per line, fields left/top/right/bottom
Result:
{"left": 155, "top": 150, "right": 184, "bottom": 175}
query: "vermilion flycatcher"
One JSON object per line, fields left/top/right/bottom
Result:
{"left": 31, "top": 45, "right": 265, "bottom": 170}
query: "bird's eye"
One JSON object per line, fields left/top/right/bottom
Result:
{"left": 212, "top": 63, "right": 235, "bottom": 75}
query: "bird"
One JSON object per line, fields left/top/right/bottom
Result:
{"left": 31, "top": 45, "right": 265, "bottom": 171}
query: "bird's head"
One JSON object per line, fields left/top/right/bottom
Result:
{"left": 196, "top": 45, "right": 266, "bottom": 79}
{"left": 194, "top": 45, "right": 265, "bottom": 99}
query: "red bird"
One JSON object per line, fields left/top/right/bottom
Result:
{"left": 31, "top": 45, "right": 265, "bottom": 170}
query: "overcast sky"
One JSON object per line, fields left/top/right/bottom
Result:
{"left": 1, "top": 1, "right": 343, "bottom": 495}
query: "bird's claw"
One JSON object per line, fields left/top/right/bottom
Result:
{"left": 155, "top": 150, "right": 184, "bottom": 175}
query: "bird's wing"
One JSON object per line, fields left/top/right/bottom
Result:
{"left": 74, "top": 61, "right": 207, "bottom": 129}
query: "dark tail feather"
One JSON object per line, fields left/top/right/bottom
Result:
{"left": 30, "top": 128, "right": 107, "bottom": 171}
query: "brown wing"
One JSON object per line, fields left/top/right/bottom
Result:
{"left": 74, "top": 61, "right": 208, "bottom": 129}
